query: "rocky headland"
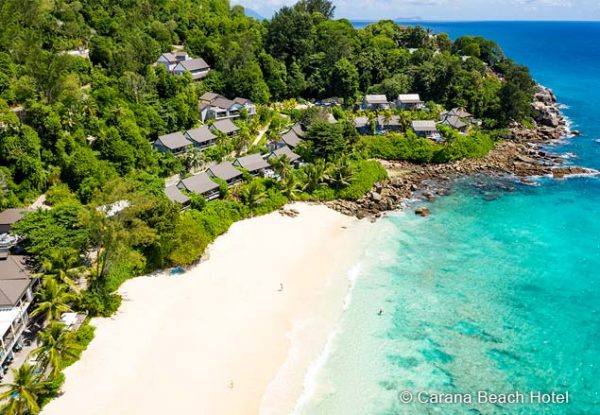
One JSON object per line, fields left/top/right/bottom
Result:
{"left": 327, "top": 85, "right": 598, "bottom": 219}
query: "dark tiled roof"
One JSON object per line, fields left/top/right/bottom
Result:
{"left": 200, "top": 92, "right": 220, "bottom": 102}
{"left": 156, "top": 132, "right": 192, "bottom": 150}
{"left": 0, "top": 209, "right": 28, "bottom": 226}
{"left": 207, "top": 162, "right": 242, "bottom": 182}
{"left": 178, "top": 173, "right": 219, "bottom": 195}
{"left": 212, "top": 119, "right": 240, "bottom": 135}
{"left": 281, "top": 130, "right": 302, "bottom": 148}
{"left": 397, "top": 94, "right": 423, "bottom": 104}
{"left": 186, "top": 126, "right": 217, "bottom": 144}
{"left": 0, "top": 255, "right": 33, "bottom": 307}
{"left": 440, "top": 115, "right": 467, "bottom": 129}
{"left": 165, "top": 185, "right": 190, "bottom": 204}
{"left": 234, "top": 154, "right": 270, "bottom": 172}
{"left": 269, "top": 146, "right": 301, "bottom": 163}
{"left": 210, "top": 97, "right": 236, "bottom": 110}
{"left": 412, "top": 120, "right": 438, "bottom": 132}
{"left": 180, "top": 58, "right": 210, "bottom": 71}
{"left": 364, "top": 95, "right": 388, "bottom": 104}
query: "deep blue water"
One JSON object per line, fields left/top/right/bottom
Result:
{"left": 298, "top": 22, "right": 600, "bottom": 414}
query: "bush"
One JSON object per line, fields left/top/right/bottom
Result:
{"left": 337, "top": 160, "right": 388, "bottom": 200}
{"left": 362, "top": 130, "right": 494, "bottom": 164}
{"left": 79, "top": 288, "right": 122, "bottom": 317}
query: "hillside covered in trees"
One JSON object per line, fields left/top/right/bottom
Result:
{"left": 0, "top": 0, "right": 535, "bottom": 205}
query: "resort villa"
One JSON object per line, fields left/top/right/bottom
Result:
{"left": 199, "top": 92, "right": 256, "bottom": 122}
{"left": 177, "top": 173, "right": 221, "bottom": 201}
{"left": 439, "top": 114, "right": 469, "bottom": 133}
{"left": 439, "top": 107, "right": 481, "bottom": 133}
{"left": 412, "top": 120, "right": 441, "bottom": 141}
{"left": 0, "top": 255, "right": 35, "bottom": 370}
{"left": 211, "top": 119, "right": 240, "bottom": 137}
{"left": 268, "top": 146, "right": 302, "bottom": 166}
{"left": 233, "top": 154, "right": 270, "bottom": 176}
{"left": 153, "top": 122, "right": 232, "bottom": 155}
{"left": 185, "top": 126, "right": 218, "bottom": 149}
{"left": 156, "top": 52, "right": 211, "bottom": 81}
{"left": 207, "top": 162, "right": 243, "bottom": 185}
{"left": 165, "top": 185, "right": 191, "bottom": 206}
{"left": 276, "top": 123, "right": 305, "bottom": 150}
{"left": 0, "top": 209, "right": 27, "bottom": 235}
{"left": 354, "top": 115, "right": 402, "bottom": 135}
{"left": 153, "top": 132, "right": 194, "bottom": 154}
{"left": 396, "top": 93, "right": 425, "bottom": 110}
{"left": 362, "top": 94, "right": 392, "bottom": 110}
{"left": 354, "top": 116, "right": 371, "bottom": 135}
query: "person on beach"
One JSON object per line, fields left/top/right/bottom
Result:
{"left": 378, "top": 308, "right": 383, "bottom": 316}
{"left": 278, "top": 283, "right": 284, "bottom": 292}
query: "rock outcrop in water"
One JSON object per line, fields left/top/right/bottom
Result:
{"left": 326, "top": 85, "right": 598, "bottom": 219}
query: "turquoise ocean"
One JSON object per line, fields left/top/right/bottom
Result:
{"left": 297, "top": 22, "right": 600, "bottom": 414}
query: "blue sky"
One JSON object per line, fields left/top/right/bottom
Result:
{"left": 232, "top": 0, "right": 600, "bottom": 21}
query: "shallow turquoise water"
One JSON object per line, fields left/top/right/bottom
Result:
{"left": 300, "top": 178, "right": 599, "bottom": 414}
{"left": 299, "top": 21, "right": 600, "bottom": 415}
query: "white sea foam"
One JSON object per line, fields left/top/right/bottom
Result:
{"left": 289, "top": 263, "right": 362, "bottom": 415}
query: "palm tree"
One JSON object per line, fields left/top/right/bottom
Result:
{"left": 326, "top": 157, "right": 355, "bottom": 189}
{"left": 280, "top": 175, "right": 302, "bottom": 200}
{"left": 31, "top": 278, "right": 74, "bottom": 324}
{"left": 31, "top": 322, "right": 83, "bottom": 376}
{"left": 234, "top": 129, "right": 251, "bottom": 156}
{"left": 0, "top": 364, "right": 48, "bottom": 415}
{"left": 241, "top": 181, "right": 267, "bottom": 209}
{"left": 269, "top": 155, "right": 292, "bottom": 180}
{"left": 183, "top": 148, "right": 205, "bottom": 173}
{"left": 39, "top": 250, "right": 84, "bottom": 294}
{"left": 367, "top": 111, "right": 377, "bottom": 134}
{"left": 302, "top": 160, "right": 327, "bottom": 193}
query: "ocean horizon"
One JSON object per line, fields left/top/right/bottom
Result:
{"left": 295, "top": 21, "right": 600, "bottom": 414}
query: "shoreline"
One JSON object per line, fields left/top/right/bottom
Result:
{"left": 41, "top": 204, "right": 366, "bottom": 415}
{"left": 328, "top": 85, "right": 598, "bottom": 218}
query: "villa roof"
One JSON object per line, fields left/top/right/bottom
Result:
{"left": 354, "top": 116, "right": 369, "bottom": 128}
{"left": 200, "top": 93, "right": 252, "bottom": 110}
{"left": 200, "top": 92, "right": 220, "bottom": 102}
{"left": 269, "top": 146, "right": 301, "bottom": 163}
{"left": 156, "top": 132, "right": 192, "bottom": 150}
{"left": 186, "top": 126, "right": 217, "bottom": 144}
{"left": 440, "top": 115, "right": 468, "bottom": 129}
{"left": 281, "top": 129, "right": 303, "bottom": 148}
{"left": 447, "top": 107, "right": 472, "bottom": 118}
{"left": 207, "top": 162, "right": 242, "bottom": 182}
{"left": 397, "top": 93, "right": 423, "bottom": 104}
{"left": 178, "top": 173, "right": 219, "bottom": 195}
{"left": 412, "top": 120, "right": 438, "bottom": 132}
{"left": 165, "top": 185, "right": 190, "bottom": 205}
{"left": 364, "top": 95, "right": 389, "bottom": 104}
{"left": 234, "top": 97, "right": 252, "bottom": 105}
{"left": 210, "top": 96, "right": 237, "bottom": 110}
{"left": 0, "top": 209, "right": 28, "bottom": 226}
{"left": 291, "top": 122, "right": 305, "bottom": 137}
{"left": 160, "top": 52, "right": 189, "bottom": 64}
{"left": 0, "top": 255, "right": 33, "bottom": 307}
{"left": 212, "top": 119, "right": 240, "bottom": 135}
{"left": 234, "top": 154, "right": 270, "bottom": 172}
{"left": 180, "top": 58, "right": 210, "bottom": 72}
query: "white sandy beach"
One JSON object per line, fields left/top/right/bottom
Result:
{"left": 42, "top": 203, "right": 363, "bottom": 415}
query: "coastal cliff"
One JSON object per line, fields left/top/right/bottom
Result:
{"left": 327, "top": 85, "right": 597, "bottom": 218}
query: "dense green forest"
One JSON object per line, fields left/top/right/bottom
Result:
{"left": 0, "top": 1, "right": 538, "bottom": 410}
{"left": 0, "top": 0, "right": 535, "bottom": 204}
